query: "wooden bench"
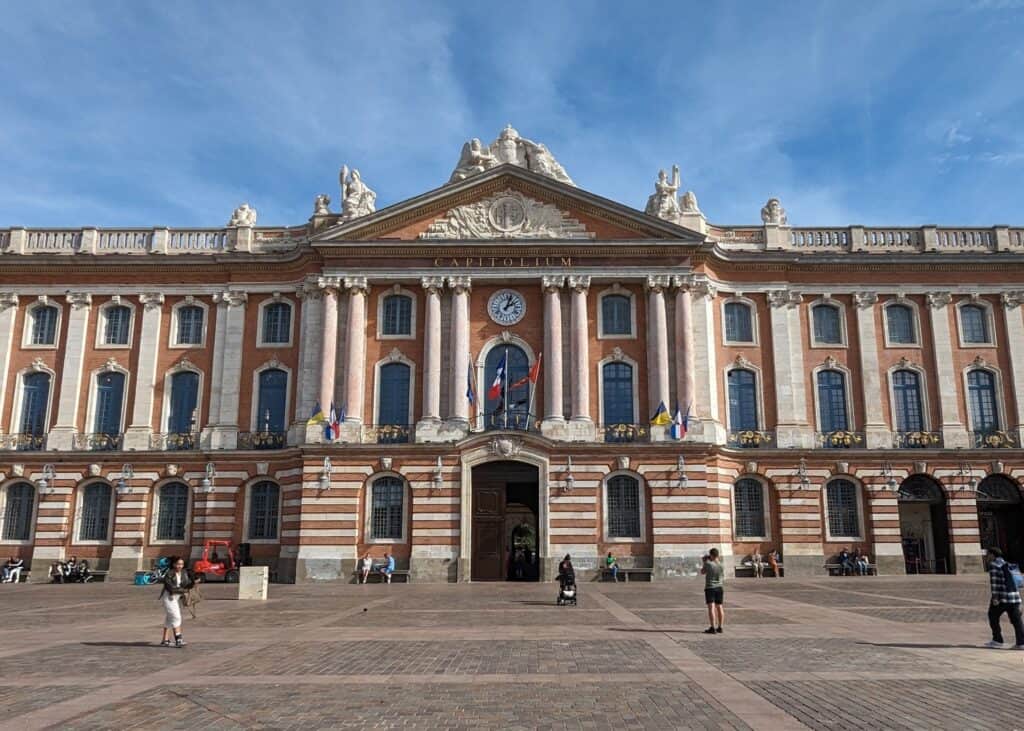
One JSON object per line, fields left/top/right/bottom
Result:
{"left": 50, "top": 569, "right": 108, "bottom": 583}
{"left": 734, "top": 563, "right": 784, "bottom": 578}
{"left": 600, "top": 567, "right": 653, "bottom": 582}
{"left": 824, "top": 563, "right": 877, "bottom": 576}
{"left": 353, "top": 569, "right": 411, "bottom": 584}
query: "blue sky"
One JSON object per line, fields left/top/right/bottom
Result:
{"left": 1, "top": 1, "right": 1022, "bottom": 228}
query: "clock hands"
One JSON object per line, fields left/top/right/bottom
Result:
{"left": 503, "top": 294, "right": 515, "bottom": 312}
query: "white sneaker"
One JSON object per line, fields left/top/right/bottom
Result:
{"left": 1012, "top": 644, "right": 1024, "bottom": 650}
{"left": 984, "top": 640, "right": 1006, "bottom": 649}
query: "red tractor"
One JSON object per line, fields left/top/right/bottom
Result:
{"left": 192, "top": 540, "right": 241, "bottom": 583}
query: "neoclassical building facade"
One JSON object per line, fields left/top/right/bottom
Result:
{"left": 1, "top": 127, "right": 1023, "bottom": 581}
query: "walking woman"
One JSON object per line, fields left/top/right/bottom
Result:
{"left": 159, "top": 556, "right": 194, "bottom": 647}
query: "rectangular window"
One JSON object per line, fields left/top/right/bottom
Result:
{"left": 607, "top": 476, "right": 641, "bottom": 538}
{"left": 601, "top": 295, "right": 632, "bottom": 336}
{"left": 156, "top": 485, "right": 189, "bottom": 541}
{"left": 248, "top": 483, "right": 280, "bottom": 540}
{"left": 734, "top": 480, "right": 765, "bottom": 538}
{"left": 80, "top": 484, "right": 111, "bottom": 541}
{"left": 826, "top": 481, "right": 860, "bottom": 538}
{"left": 724, "top": 302, "right": 753, "bottom": 343}
{"left": 31, "top": 307, "right": 58, "bottom": 345}
{"left": 382, "top": 295, "right": 412, "bottom": 336}
{"left": 961, "top": 305, "right": 990, "bottom": 344}
{"left": 813, "top": 305, "right": 842, "bottom": 344}
{"left": 103, "top": 307, "right": 131, "bottom": 345}
{"left": 262, "top": 303, "right": 292, "bottom": 344}
{"left": 371, "top": 479, "right": 404, "bottom": 540}
{"left": 176, "top": 306, "right": 204, "bottom": 345}
{"left": 3, "top": 484, "right": 35, "bottom": 541}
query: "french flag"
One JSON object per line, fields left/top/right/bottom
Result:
{"left": 487, "top": 352, "right": 507, "bottom": 400}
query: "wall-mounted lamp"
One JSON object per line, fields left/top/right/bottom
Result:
{"left": 432, "top": 456, "right": 444, "bottom": 490}
{"left": 116, "top": 463, "right": 135, "bottom": 496}
{"left": 675, "top": 455, "right": 688, "bottom": 489}
{"left": 200, "top": 462, "right": 216, "bottom": 493}
{"left": 318, "top": 456, "right": 333, "bottom": 490}
{"left": 881, "top": 462, "right": 898, "bottom": 491}
{"left": 37, "top": 463, "right": 56, "bottom": 494}
{"left": 795, "top": 458, "right": 811, "bottom": 489}
{"left": 563, "top": 456, "right": 575, "bottom": 492}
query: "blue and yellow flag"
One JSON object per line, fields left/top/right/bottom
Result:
{"left": 650, "top": 401, "right": 671, "bottom": 426}
{"left": 307, "top": 400, "right": 326, "bottom": 425}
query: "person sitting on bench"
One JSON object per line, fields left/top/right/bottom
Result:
{"left": 767, "top": 549, "right": 780, "bottom": 577}
{"left": 1, "top": 557, "right": 24, "bottom": 583}
{"left": 837, "top": 548, "right": 856, "bottom": 576}
{"left": 379, "top": 552, "right": 396, "bottom": 584}
{"left": 853, "top": 549, "right": 870, "bottom": 576}
{"left": 605, "top": 552, "right": 619, "bottom": 582}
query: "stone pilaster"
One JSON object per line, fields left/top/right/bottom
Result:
{"left": 769, "top": 288, "right": 812, "bottom": 448}
{"left": 690, "top": 277, "right": 725, "bottom": 443}
{"left": 293, "top": 280, "right": 324, "bottom": 444}
{"left": 123, "top": 293, "right": 165, "bottom": 450}
{"left": 540, "top": 275, "right": 566, "bottom": 438}
{"left": 646, "top": 276, "right": 671, "bottom": 441}
{"left": 854, "top": 292, "right": 889, "bottom": 448}
{"left": 416, "top": 277, "right": 449, "bottom": 442}
{"left": 0, "top": 293, "right": 19, "bottom": 435}
{"left": 567, "top": 275, "right": 595, "bottom": 440}
{"left": 1000, "top": 291, "right": 1024, "bottom": 443}
{"left": 202, "top": 290, "right": 247, "bottom": 449}
{"left": 927, "top": 291, "right": 968, "bottom": 448}
{"left": 48, "top": 292, "right": 92, "bottom": 450}
{"left": 339, "top": 277, "right": 369, "bottom": 441}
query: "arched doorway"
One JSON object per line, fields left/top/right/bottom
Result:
{"left": 470, "top": 461, "right": 540, "bottom": 582}
{"left": 898, "top": 476, "right": 951, "bottom": 574}
{"left": 977, "top": 475, "right": 1024, "bottom": 564}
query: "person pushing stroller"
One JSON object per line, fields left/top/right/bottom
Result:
{"left": 557, "top": 554, "right": 577, "bottom": 606}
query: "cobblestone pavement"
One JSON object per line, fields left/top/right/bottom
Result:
{"left": 1, "top": 574, "right": 1021, "bottom": 730}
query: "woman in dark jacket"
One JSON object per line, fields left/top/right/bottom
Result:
{"left": 159, "top": 556, "right": 194, "bottom": 647}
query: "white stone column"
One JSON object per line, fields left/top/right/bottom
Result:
{"left": 203, "top": 290, "right": 247, "bottom": 449}
{"left": 1000, "top": 291, "right": 1024, "bottom": 443}
{"left": 541, "top": 276, "right": 565, "bottom": 431}
{"left": 341, "top": 277, "right": 369, "bottom": 433}
{"left": 927, "top": 291, "right": 968, "bottom": 448}
{"left": 567, "top": 276, "right": 593, "bottom": 435}
{"left": 318, "top": 278, "right": 340, "bottom": 419}
{"left": 672, "top": 278, "right": 695, "bottom": 419}
{"left": 123, "top": 293, "right": 165, "bottom": 450}
{"left": 0, "top": 294, "right": 19, "bottom": 435}
{"left": 690, "top": 277, "right": 725, "bottom": 443}
{"left": 48, "top": 292, "right": 92, "bottom": 450}
{"left": 646, "top": 276, "right": 671, "bottom": 440}
{"left": 416, "top": 277, "right": 446, "bottom": 442}
{"left": 293, "top": 280, "right": 324, "bottom": 444}
{"left": 768, "top": 288, "right": 811, "bottom": 448}
{"left": 854, "top": 291, "right": 889, "bottom": 448}
{"left": 448, "top": 276, "right": 472, "bottom": 429}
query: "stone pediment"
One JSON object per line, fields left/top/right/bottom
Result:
{"left": 419, "top": 189, "right": 593, "bottom": 240}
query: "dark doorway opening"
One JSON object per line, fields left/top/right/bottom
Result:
{"left": 471, "top": 461, "right": 539, "bottom": 582}
{"left": 898, "top": 475, "right": 951, "bottom": 574}
{"left": 977, "top": 475, "right": 1024, "bottom": 565}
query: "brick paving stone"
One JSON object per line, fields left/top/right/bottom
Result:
{"left": 0, "top": 685, "right": 90, "bottom": 719}
{"left": 636, "top": 609, "right": 794, "bottom": 625}
{"left": 60, "top": 682, "right": 752, "bottom": 730}
{"left": 0, "top": 642, "right": 231, "bottom": 678}
{"left": 329, "top": 609, "right": 619, "bottom": 627}
{"left": 843, "top": 607, "right": 988, "bottom": 624}
{"left": 208, "top": 640, "right": 679, "bottom": 676}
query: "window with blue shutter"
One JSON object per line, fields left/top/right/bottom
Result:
{"left": 94, "top": 372, "right": 126, "bottom": 436}
{"left": 168, "top": 371, "right": 199, "bottom": 434}
{"left": 817, "top": 370, "right": 849, "bottom": 432}
{"left": 381, "top": 295, "right": 412, "bottom": 336}
{"left": 602, "top": 362, "right": 634, "bottom": 425}
{"left": 378, "top": 363, "right": 410, "bottom": 426}
{"left": 19, "top": 372, "right": 51, "bottom": 435}
{"left": 892, "top": 370, "right": 923, "bottom": 432}
{"left": 724, "top": 302, "right": 754, "bottom": 342}
{"left": 256, "top": 369, "right": 288, "bottom": 432}
{"left": 967, "top": 369, "right": 999, "bottom": 433}
{"left": 601, "top": 295, "right": 632, "bottom": 336}
{"left": 727, "top": 369, "right": 758, "bottom": 430}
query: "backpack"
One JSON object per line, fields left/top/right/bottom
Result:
{"left": 1006, "top": 563, "right": 1024, "bottom": 591}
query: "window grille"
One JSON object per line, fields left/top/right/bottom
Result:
{"left": 724, "top": 302, "right": 753, "bottom": 342}
{"left": 812, "top": 305, "right": 842, "bottom": 344}
{"left": 381, "top": 295, "right": 412, "bottom": 335}
{"left": 601, "top": 295, "right": 632, "bottom": 336}
{"left": 371, "top": 477, "right": 404, "bottom": 540}
{"left": 176, "top": 306, "right": 204, "bottom": 345}
{"left": 156, "top": 483, "right": 189, "bottom": 541}
{"left": 80, "top": 483, "right": 112, "bottom": 541}
{"left": 262, "top": 302, "right": 292, "bottom": 344}
{"left": 606, "top": 475, "right": 641, "bottom": 538}
{"left": 2, "top": 483, "right": 35, "bottom": 541}
{"left": 734, "top": 478, "right": 765, "bottom": 538}
{"left": 248, "top": 481, "right": 280, "bottom": 540}
{"left": 826, "top": 479, "right": 860, "bottom": 538}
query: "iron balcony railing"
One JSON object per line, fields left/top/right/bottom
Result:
{"left": 970, "top": 430, "right": 1020, "bottom": 449}
{"left": 814, "top": 430, "right": 865, "bottom": 449}
{"left": 893, "top": 431, "right": 943, "bottom": 449}
{"left": 149, "top": 432, "right": 199, "bottom": 451}
{"left": 238, "top": 431, "right": 287, "bottom": 450}
{"left": 73, "top": 433, "right": 123, "bottom": 451}
{"left": 483, "top": 411, "right": 540, "bottom": 432}
{"left": 363, "top": 424, "right": 411, "bottom": 444}
{"left": 601, "top": 423, "right": 650, "bottom": 444}
{"left": 0, "top": 433, "right": 47, "bottom": 451}
{"left": 727, "top": 430, "right": 775, "bottom": 448}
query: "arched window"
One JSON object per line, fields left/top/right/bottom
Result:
{"left": 168, "top": 371, "right": 199, "bottom": 435}
{"left": 892, "top": 370, "right": 924, "bottom": 432}
{"left": 370, "top": 476, "right": 405, "bottom": 540}
{"left": 30, "top": 305, "right": 59, "bottom": 346}
{"left": 812, "top": 304, "right": 842, "bottom": 345}
{"left": 976, "top": 475, "right": 1021, "bottom": 503}
{"left": 381, "top": 294, "right": 412, "bottom": 336}
{"left": 724, "top": 302, "right": 754, "bottom": 343}
{"left": 2, "top": 482, "right": 35, "bottom": 541}
{"left": 79, "top": 483, "right": 112, "bottom": 541}
{"left": 19, "top": 372, "right": 51, "bottom": 436}
{"left": 734, "top": 478, "right": 766, "bottom": 538}
{"left": 727, "top": 369, "right": 758, "bottom": 430}
{"left": 256, "top": 369, "right": 288, "bottom": 433}
{"left": 967, "top": 369, "right": 999, "bottom": 433}
{"left": 825, "top": 479, "right": 861, "bottom": 538}
{"left": 484, "top": 346, "right": 531, "bottom": 430}
{"left": 602, "top": 362, "right": 635, "bottom": 426}
{"left": 886, "top": 304, "right": 916, "bottom": 345}
{"left": 601, "top": 295, "right": 632, "bottom": 336}
{"left": 606, "top": 474, "right": 641, "bottom": 538}
{"left": 817, "top": 370, "right": 849, "bottom": 432}
{"left": 960, "top": 304, "right": 990, "bottom": 344}
{"left": 247, "top": 481, "right": 280, "bottom": 540}
{"left": 377, "top": 363, "right": 410, "bottom": 435}
{"left": 176, "top": 305, "right": 204, "bottom": 345}
{"left": 261, "top": 302, "right": 292, "bottom": 344}
{"left": 156, "top": 483, "right": 189, "bottom": 541}
{"left": 94, "top": 372, "right": 126, "bottom": 436}
{"left": 102, "top": 305, "right": 132, "bottom": 345}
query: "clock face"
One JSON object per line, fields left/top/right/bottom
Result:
{"left": 488, "top": 289, "right": 526, "bottom": 325}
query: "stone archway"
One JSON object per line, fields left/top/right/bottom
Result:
{"left": 976, "top": 475, "right": 1024, "bottom": 564}
{"left": 898, "top": 475, "right": 951, "bottom": 574}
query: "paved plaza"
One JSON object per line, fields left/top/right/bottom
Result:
{"left": 0, "top": 574, "right": 1021, "bottom": 730}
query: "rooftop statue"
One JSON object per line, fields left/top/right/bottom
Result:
{"left": 645, "top": 165, "right": 682, "bottom": 221}
{"left": 761, "top": 197, "right": 788, "bottom": 225}
{"left": 313, "top": 193, "right": 331, "bottom": 217}
{"left": 340, "top": 166, "right": 377, "bottom": 221}
{"left": 449, "top": 125, "right": 574, "bottom": 185}
{"left": 680, "top": 190, "right": 701, "bottom": 214}
{"left": 227, "top": 203, "right": 257, "bottom": 227}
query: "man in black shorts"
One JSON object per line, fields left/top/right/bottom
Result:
{"left": 701, "top": 548, "right": 725, "bottom": 634}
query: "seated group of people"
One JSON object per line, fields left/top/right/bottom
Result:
{"left": 837, "top": 548, "right": 872, "bottom": 575}
{"left": 747, "top": 550, "right": 782, "bottom": 577}
{"left": 1, "top": 557, "right": 25, "bottom": 583}
{"left": 358, "top": 552, "right": 396, "bottom": 583}
{"left": 49, "top": 556, "right": 91, "bottom": 583}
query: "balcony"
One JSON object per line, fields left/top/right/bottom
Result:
{"left": 893, "top": 431, "right": 943, "bottom": 449}
{"left": 150, "top": 432, "right": 199, "bottom": 451}
{"left": 970, "top": 430, "right": 1020, "bottom": 449}
{"left": 0, "top": 433, "right": 47, "bottom": 451}
{"left": 601, "top": 423, "right": 649, "bottom": 444}
{"left": 238, "top": 431, "right": 287, "bottom": 450}
{"left": 814, "top": 430, "right": 865, "bottom": 449}
{"left": 483, "top": 412, "right": 540, "bottom": 433}
{"left": 727, "top": 430, "right": 775, "bottom": 448}
{"left": 73, "top": 433, "right": 123, "bottom": 451}
{"left": 363, "top": 424, "right": 411, "bottom": 444}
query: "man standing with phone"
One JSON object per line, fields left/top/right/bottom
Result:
{"left": 701, "top": 548, "right": 725, "bottom": 635}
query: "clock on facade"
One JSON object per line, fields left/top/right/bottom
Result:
{"left": 487, "top": 289, "right": 526, "bottom": 325}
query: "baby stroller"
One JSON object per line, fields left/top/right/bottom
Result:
{"left": 557, "top": 570, "right": 577, "bottom": 606}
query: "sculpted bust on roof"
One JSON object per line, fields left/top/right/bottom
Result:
{"left": 449, "top": 125, "right": 574, "bottom": 186}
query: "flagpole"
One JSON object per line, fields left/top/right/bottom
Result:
{"left": 503, "top": 346, "right": 509, "bottom": 430}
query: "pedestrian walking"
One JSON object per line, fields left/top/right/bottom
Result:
{"left": 701, "top": 548, "right": 725, "bottom": 634}
{"left": 983, "top": 547, "right": 1024, "bottom": 649}
{"left": 159, "top": 556, "right": 194, "bottom": 648}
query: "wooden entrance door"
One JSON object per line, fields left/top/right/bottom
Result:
{"left": 472, "top": 481, "right": 505, "bottom": 581}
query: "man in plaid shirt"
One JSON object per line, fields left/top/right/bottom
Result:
{"left": 985, "top": 547, "right": 1024, "bottom": 649}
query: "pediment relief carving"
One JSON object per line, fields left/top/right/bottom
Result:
{"left": 419, "top": 190, "right": 594, "bottom": 240}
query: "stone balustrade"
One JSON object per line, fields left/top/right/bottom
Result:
{"left": 0, "top": 227, "right": 298, "bottom": 255}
